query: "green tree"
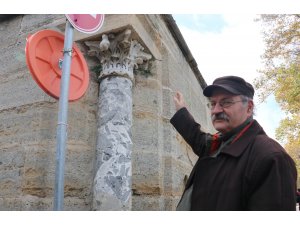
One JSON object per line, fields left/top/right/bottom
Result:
{"left": 255, "top": 14, "right": 300, "bottom": 185}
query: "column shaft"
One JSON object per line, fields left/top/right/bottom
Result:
{"left": 93, "top": 76, "right": 133, "bottom": 210}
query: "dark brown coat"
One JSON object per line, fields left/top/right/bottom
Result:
{"left": 170, "top": 107, "right": 297, "bottom": 210}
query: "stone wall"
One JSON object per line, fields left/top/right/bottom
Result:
{"left": 0, "top": 14, "right": 214, "bottom": 210}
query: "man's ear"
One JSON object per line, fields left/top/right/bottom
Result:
{"left": 247, "top": 100, "right": 254, "bottom": 114}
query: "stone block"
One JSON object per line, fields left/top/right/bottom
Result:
{"left": 0, "top": 144, "right": 25, "bottom": 169}
{"left": 161, "top": 196, "right": 181, "bottom": 211}
{"left": 0, "top": 104, "right": 57, "bottom": 145}
{"left": 133, "top": 195, "right": 181, "bottom": 211}
{"left": 133, "top": 76, "right": 162, "bottom": 115}
{"left": 21, "top": 195, "right": 52, "bottom": 211}
{"left": 64, "top": 144, "right": 94, "bottom": 200}
{"left": 162, "top": 156, "right": 193, "bottom": 196}
{"left": 22, "top": 146, "right": 55, "bottom": 198}
{"left": 162, "top": 87, "right": 173, "bottom": 120}
{"left": 132, "top": 111, "right": 161, "bottom": 152}
{"left": 20, "top": 15, "right": 64, "bottom": 35}
{"left": 20, "top": 196, "right": 91, "bottom": 211}
{"left": 0, "top": 15, "right": 23, "bottom": 49}
{"left": 0, "top": 43, "right": 28, "bottom": 77}
{"left": 132, "top": 195, "right": 163, "bottom": 211}
{"left": 132, "top": 152, "right": 162, "bottom": 195}
{"left": 0, "top": 170, "right": 23, "bottom": 197}
{"left": 0, "top": 71, "right": 48, "bottom": 112}
{"left": 67, "top": 106, "right": 97, "bottom": 144}
{"left": 0, "top": 197, "right": 23, "bottom": 210}
{"left": 64, "top": 197, "right": 91, "bottom": 211}
{"left": 161, "top": 120, "right": 175, "bottom": 155}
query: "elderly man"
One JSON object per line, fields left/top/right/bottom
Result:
{"left": 171, "top": 76, "right": 297, "bottom": 210}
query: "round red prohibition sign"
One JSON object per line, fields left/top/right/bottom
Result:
{"left": 25, "top": 29, "right": 89, "bottom": 101}
{"left": 66, "top": 14, "right": 105, "bottom": 34}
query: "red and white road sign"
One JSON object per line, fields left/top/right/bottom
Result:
{"left": 65, "top": 14, "right": 104, "bottom": 34}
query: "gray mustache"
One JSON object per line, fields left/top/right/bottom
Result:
{"left": 212, "top": 113, "right": 229, "bottom": 122}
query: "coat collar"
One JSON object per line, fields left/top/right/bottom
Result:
{"left": 220, "top": 120, "right": 266, "bottom": 157}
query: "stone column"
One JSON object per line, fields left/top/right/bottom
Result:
{"left": 85, "top": 29, "right": 152, "bottom": 210}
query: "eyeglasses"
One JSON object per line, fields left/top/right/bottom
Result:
{"left": 207, "top": 99, "right": 246, "bottom": 110}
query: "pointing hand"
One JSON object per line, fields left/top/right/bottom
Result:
{"left": 173, "top": 91, "right": 186, "bottom": 111}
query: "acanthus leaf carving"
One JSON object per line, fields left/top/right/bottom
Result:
{"left": 85, "top": 29, "right": 152, "bottom": 82}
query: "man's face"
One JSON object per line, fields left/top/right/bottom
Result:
{"left": 209, "top": 89, "right": 253, "bottom": 134}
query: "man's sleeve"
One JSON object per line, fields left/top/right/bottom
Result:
{"left": 170, "top": 107, "right": 209, "bottom": 157}
{"left": 246, "top": 141, "right": 297, "bottom": 210}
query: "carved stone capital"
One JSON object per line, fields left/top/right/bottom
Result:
{"left": 85, "top": 29, "right": 152, "bottom": 82}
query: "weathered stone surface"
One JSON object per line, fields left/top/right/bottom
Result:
{"left": 0, "top": 43, "right": 29, "bottom": 77}
{"left": 0, "top": 15, "right": 23, "bottom": 49}
{"left": 20, "top": 14, "right": 65, "bottom": 34}
{"left": 21, "top": 195, "right": 52, "bottom": 211}
{"left": 0, "top": 14, "right": 215, "bottom": 211}
{"left": 0, "top": 14, "right": 98, "bottom": 210}
{"left": 162, "top": 155, "right": 194, "bottom": 197}
{"left": 132, "top": 151, "right": 162, "bottom": 195}
{"left": 132, "top": 111, "right": 161, "bottom": 152}
{"left": 133, "top": 76, "right": 162, "bottom": 115}
{"left": 132, "top": 195, "right": 163, "bottom": 211}
{"left": 0, "top": 197, "right": 23, "bottom": 210}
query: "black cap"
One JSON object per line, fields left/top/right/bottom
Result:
{"left": 203, "top": 76, "right": 254, "bottom": 98}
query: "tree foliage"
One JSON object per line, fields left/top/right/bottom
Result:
{"left": 255, "top": 14, "right": 300, "bottom": 185}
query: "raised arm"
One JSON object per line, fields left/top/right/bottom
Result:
{"left": 170, "top": 91, "right": 210, "bottom": 158}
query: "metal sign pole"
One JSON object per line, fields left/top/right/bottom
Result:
{"left": 54, "top": 20, "right": 74, "bottom": 211}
